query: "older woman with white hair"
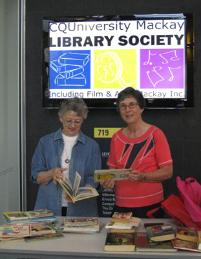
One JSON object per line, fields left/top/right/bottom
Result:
{"left": 31, "top": 98, "right": 102, "bottom": 216}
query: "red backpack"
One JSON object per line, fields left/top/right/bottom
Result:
{"left": 161, "top": 194, "right": 199, "bottom": 228}
{"left": 176, "top": 176, "right": 201, "bottom": 227}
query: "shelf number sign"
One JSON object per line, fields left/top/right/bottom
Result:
{"left": 94, "top": 128, "right": 120, "bottom": 138}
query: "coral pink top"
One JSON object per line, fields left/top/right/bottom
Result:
{"left": 107, "top": 125, "right": 173, "bottom": 207}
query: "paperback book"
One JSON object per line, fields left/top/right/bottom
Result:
{"left": 3, "top": 209, "right": 55, "bottom": 223}
{"left": 176, "top": 226, "right": 198, "bottom": 242}
{"left": 63, "top": 217, "right": 100, "bottom": 233}
{"left": 25, "top": 232, "right": 64, "bottom": 242}
{"left": 56, "top": 171, "right": 99, "bottom": 203}
{"left": 197, "top": 231, "right": 201, "bottom": 250}
{"left": 105, "top": 217, "right": 141, "bottom": 230}
{"left": 29, "top": 222, "right": 57, "bottom": 237}
{"left": 135, "top": 232, "right": 176, "bottom": 252}
{"left": 94, "top": 169, "right": 131, "bottom": 182}
{"left": 0, "top": 224, "right": 30, "bottom": 241}
{"left": 104, "top": 232, "right": 135, "bottom": 252}
{"left": 172, "top": 239, "right": 201, "bottom": 253}
{"left": 146, "top": 224, "right": 175, "bottom": 242}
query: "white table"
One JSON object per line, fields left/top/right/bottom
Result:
{"left": 0, "top": 218, "right": 200, "bottom": 259}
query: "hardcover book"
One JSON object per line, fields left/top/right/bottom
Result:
{"left": 146, "top": 224, "right": 175, "bottom": 242}
{"left": 94, "top": 169, "right": 131, "bottom": 182}
{"left": 111, "top": 212, "right": 133, "bottom": 223}
{"left": 135, "top": 232, "right": 176, "bottom": 252}
{"left": 104, "top": 232, "right": 135, "bottom": 252}
{"left": 3, "top": 209, "right": 54, "bottom": 223}
{"left": 172, "top": 239, "right": 201, "bottom": 253}
{"left": 176, "top": 227, "right": 198, "bottom": 242}
{"left": 56, "top": 171, "right": 99, "bottom": 203}
{"left": 63, "top": 217, "right": 100, "bottom": 233}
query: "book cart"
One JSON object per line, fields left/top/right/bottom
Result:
{"left": 0, "top": 218, "right": 200, "bottom": 259}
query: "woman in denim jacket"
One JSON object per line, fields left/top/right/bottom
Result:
{"left": 31, "top": 98, "right": 102, "bottom": 216}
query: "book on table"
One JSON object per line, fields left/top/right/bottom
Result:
{"left": 63, "top": 217, "right": 100, "bottom": 233}
{"left": 94, "top": 169, "right": 131, "bottom": 182}
{"left": 146, "top": 224, "right": 176, "bottom": 242}
{"left": 172, "top": 239, "right": 201, "bottom": 253}
{"left": 0, "top": 223, "right": 30, "bottom": 241}
{"left": 135, "top": 232, "right": 176, "bottom": 252}
{"left": 3, "top": 209, "right": 55, "bottom": 223}
{"left": 0, "top": 221, "right": 57, "bottom": 241}
{"left": 197, "top": 231, "right": 201, "bottom": 250}
{"left": 105, "top": 217, "right": 141, "bottom": 230}
{"left": 104, "top": 232, "right": 135, "bottom": 252}
{"left": 176, "top": 226, "right": 198, "bottom": 242}
{"left": 25, "top": 232, "right": 64, "bottom": 242}
{"left": 105, "top": 211, "right": 141, "bottom": 233}
{"left": 56, "top": 171, "right": 99, "bottom": 203}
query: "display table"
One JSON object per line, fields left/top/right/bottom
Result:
{"left": 0, "top": 218, "right": 200, "bottom": 259}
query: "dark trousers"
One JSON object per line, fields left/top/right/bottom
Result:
{"left": 61, "top": 207, "right": 67, "bottom": 216}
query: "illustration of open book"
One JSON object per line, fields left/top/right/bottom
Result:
{"left": 56, "top": 172, "right": 99, "bottom": 203}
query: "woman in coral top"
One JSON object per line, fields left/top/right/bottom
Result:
{"left": 101, "top": 87, "right": 173, "bottom": 218}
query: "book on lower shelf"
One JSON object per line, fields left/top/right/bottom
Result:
{"left": 146, "top": 224, "right": 175, "bottom": 242}
{"left": 3, "top": 209, "right": 54, "bottom": 223}
{"left": 176, "top": 226, "right": 198, "bottom": 242}
{"left": 104, "top": 232, "right": 135, "bottom": 252}
{"left": 56, "top": 171, "right": 99, "bottom": 203}
{"left": 172, "top": 239, "right": 201, "bottom": 253}
{"left": 63, "top": 217, "right": 100, "bottom": 233}
{"left": 94, "top": 169, "right": 131, "bottom": 182}
{"left": 135, "top": 232, "right": 176, "bottom": 252}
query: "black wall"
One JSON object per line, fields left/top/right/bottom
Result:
{"left": 26, "top": 0, "right": 201, "bottom": 211}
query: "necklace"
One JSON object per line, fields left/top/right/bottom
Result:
{"left": 65, "top": 158, "right": 70, "bottom": 164}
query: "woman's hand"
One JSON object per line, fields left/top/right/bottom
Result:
{"left": 100, "top": 179, "right": 115, "bottom": 189}
{"left": 128, "top": 170, "right": 146, "bottom": 182}
{"left": 52, "top": 167, "right": 66, "bottom": 183}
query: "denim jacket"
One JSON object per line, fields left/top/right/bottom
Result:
{"left": 31, "top": 129, "right": 102, "bottom": 216}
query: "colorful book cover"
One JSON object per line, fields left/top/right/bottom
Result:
{"left": 176, "top": 226, "right": 198, "bottom": 242}
{"left": 135, "top": 232, "right": 176, "bottom": 252}
{"left": 104, "top": 232, "right": 135, "bottom": 252}
{"left": 146, "top": 224, "right": 175, "bottom": 242}
{"left": 172, "top": 239, "right": 201, "bottom": 253}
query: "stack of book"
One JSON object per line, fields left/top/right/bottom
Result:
{"left": 135, "top": 223, "right": 176, "bottom": 252}
{"left": 104, "top": 212, "right": 140, "bottom": 252}
{"left": 62, "top": 217, "right": 100, "bottom": 233}
{"left": 172, "top": 226, "right": 201, "bottom": 253}
{"left": 1, "top": 209, "right": 63, "bottom": 241}
{"left": 105, "top": 212, "right": 141, "bottom": 233}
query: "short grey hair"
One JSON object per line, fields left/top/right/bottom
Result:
{"left": 58, "top": 98, "right": 88, "bottom": 119}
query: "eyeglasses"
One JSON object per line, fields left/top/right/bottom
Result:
{"left": 119, "top": 102, "right": 139, "bottom": 111}
{"left": 63, "top": 119, "right": 82, "bottom": 126}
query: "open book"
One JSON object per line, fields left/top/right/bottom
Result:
{"left": 56, "top": 171, "right": 99, "bottom": 203}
